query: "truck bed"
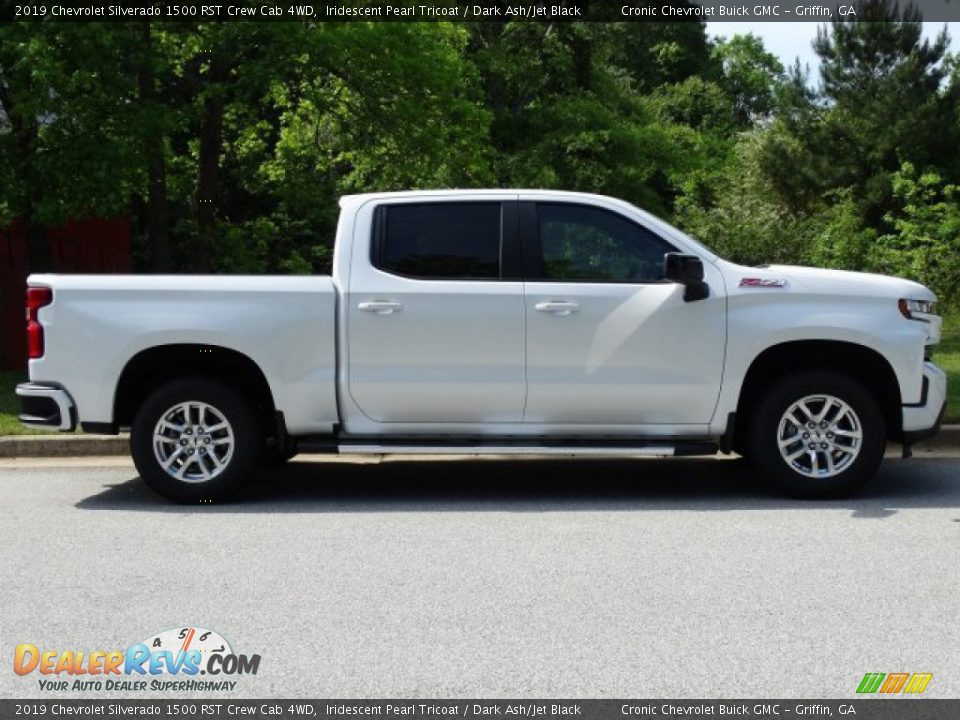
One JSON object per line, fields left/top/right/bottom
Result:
{"left": 27, "top": 274, "right": 339, "bottom": 435}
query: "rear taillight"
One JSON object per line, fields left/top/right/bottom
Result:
{"left": 26, "top": 286, "right": 53, "bottom": 359}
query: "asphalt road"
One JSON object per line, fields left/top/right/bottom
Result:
{"left": 1, "top": 451, "right": 959, "bottom": 699}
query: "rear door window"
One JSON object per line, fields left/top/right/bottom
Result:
{"left": 377, "top": 203, "right": 502, "bottom": 279}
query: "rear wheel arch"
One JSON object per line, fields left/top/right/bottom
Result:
{"left": 113, "top": 344, "right": 277, "bottom": 431}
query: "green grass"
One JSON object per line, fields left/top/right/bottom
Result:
{"left": 2, "top": 317, "right": 959, "bottom": 435}
{"left": 932, "top": 313, "right": 960, "bottom": 423}
{"left": 0, "top": 371, "right": 44, "bottom": 435}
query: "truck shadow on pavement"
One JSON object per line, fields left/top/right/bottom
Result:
{"left": 74, "top": 453, "right": 960, "bottom": 517}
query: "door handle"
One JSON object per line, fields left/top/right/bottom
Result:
{"left": 535, "top": 301, "right": 579, "bottom": 316}
{"left": 358, "top": 301, "right": 404, "bottom": 315}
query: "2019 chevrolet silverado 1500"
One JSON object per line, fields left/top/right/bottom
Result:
{"left": 17, "top": 190, "right": 946, "bottom": 501}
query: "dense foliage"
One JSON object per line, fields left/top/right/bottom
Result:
{"left": 1, "top": 0, "right": 958, "bottom": 307}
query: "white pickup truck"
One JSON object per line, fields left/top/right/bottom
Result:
{"left": 18, "top": 190, "right": 946, "bottom": 501}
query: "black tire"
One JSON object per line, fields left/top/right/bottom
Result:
{"left": 747, "top": 370, "right": 886, "bottom": 498}
{"left": 131, "top": 378, "right": 261, "bottom": 503}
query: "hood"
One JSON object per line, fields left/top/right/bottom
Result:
{"left": 717, "top": 261, "right": 936, "bottom": 302}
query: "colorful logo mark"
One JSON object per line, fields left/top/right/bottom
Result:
{"left": 857, "top": 672, "right": 933, "bottom": 694}
{"left": 13, "top": 626, "right": 259, "bottom": 678}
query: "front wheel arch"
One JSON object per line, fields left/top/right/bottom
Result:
{"left": 732, "top": 340, "right": 901, "bottom": 455}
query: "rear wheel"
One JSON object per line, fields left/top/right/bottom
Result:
{"left": 131, "top": 378, "right": 260, "bottom": 503}
{"left": 748, "top": 370, "right": 886, "bottom": 498}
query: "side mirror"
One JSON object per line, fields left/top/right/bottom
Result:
{"left": 664, "top": 253, "right": 709, "bottom": 302}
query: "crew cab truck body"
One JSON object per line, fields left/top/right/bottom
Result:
{"left": 18, "top": 190, "right": 947, "bottom": 501}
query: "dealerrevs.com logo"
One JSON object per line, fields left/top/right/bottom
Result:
{"left": 13, "top": 626, "right": 261, "bottom": 692}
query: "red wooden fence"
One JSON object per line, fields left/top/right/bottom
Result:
{"left": 0, "top": 216, "right": 132, "bottom": 370}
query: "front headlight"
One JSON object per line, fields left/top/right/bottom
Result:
{"left": 898, "top": 298, "right": 936, "bottom": 319}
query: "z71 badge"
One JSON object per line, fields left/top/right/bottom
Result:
{"left": 739, "top": 277, "right": 787, "bottom": 288}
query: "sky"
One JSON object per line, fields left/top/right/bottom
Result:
{"left": 706, "top": 21, "right": 960, "bottom": 80}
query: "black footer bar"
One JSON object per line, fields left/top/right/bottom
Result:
{"left": 2, "top": 699, "right": 959, "bottom": 720}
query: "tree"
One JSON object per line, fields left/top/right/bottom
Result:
{"left": 469, "top": 22, "right": 701, "bottom": 215}
{"left": 615, "top": 20, "right": 716, "bottom": 90}
{"left": 762, "top": 0, "right": 957, "bottom": 227}
{"left": 0, "top": 21, "right": 497, "bottom": 276}
{"left": 5, "top": 11, "right": 956, "bottom": 304}
{"left": 675, "top": 130, "right": 814, "bottom": 266}
{"left": 653, "top": 76, "right": 736, "bottom": 136}
{"left": 712, "top": 34, "right": 784, "bottom": 128}
{"left": 874, "top": 162, "right": 960, "bottom": 306}
{"left": 133, "top": 22, "right": 174, "bottom": 271}
{"left": 0, "top": 23, "right": 140, "bottom": 269}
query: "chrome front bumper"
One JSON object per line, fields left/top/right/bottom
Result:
{"left": 16, "top": 383, "right": 77, "bottom": 431}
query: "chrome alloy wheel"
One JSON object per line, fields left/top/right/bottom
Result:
{"left": 152, "top": 401, "right": 235, "bottom": 483}
{"left": 777, "top": 394, "right": 863, "bottom": 478}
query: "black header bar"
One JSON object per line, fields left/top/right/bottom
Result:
{"left": 5, "top": 0, "right": 960, "bottom": 23}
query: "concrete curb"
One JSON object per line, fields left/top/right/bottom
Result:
{"left": 0, "top": 433, "right": 129, "bottom": 458}
{"left": 920, "top": 424, "right": 960, "bottom": 450}
{"left": 1, "top": 426, "right": 958, "bottom": 459}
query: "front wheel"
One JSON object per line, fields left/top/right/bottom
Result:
{"left": 747, "top": 370, "right": 886, "bottom": 498}
{"left": 131, "top": 379, "right": 260, "bottom": 503}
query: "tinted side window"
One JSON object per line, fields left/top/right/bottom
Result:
{"left": 379, "top": 203, "right": 501, "bottom": 279}
{"left": 535, "top": 204, "right": 676, "bottom": 282}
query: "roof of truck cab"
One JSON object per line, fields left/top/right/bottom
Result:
{"left": 340, "top": 189, "right": 620, "bottom": 206}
